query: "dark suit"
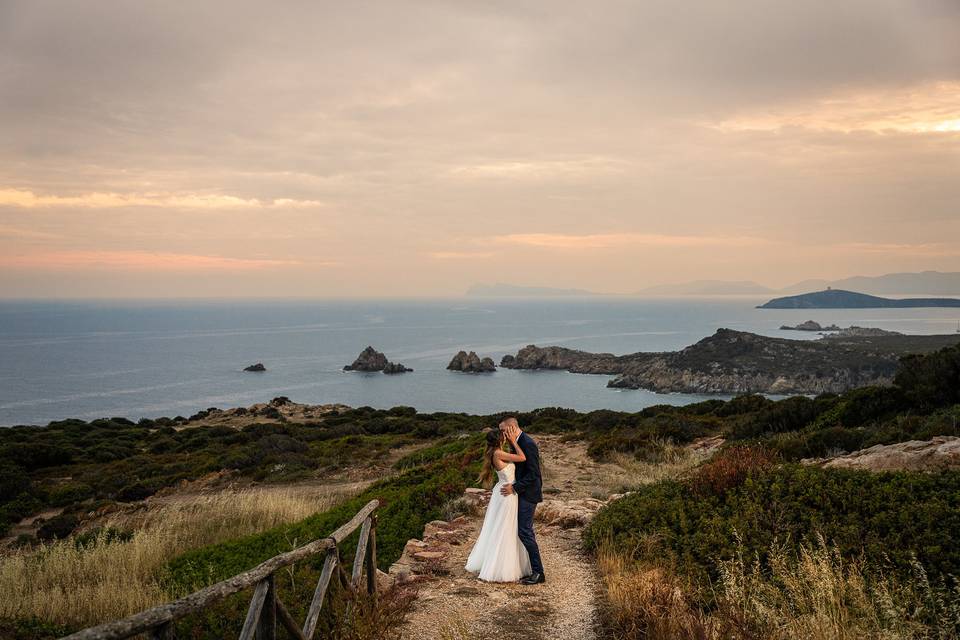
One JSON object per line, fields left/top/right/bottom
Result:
{"left": 512, "top": 431, "right": 544, "bottom": 576}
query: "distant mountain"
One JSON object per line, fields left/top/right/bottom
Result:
{"left": 466, "top": 283, "right": 598, "bottom": 297}
{"left": 782, "top": 271, "right": 960, "bottom": 296}
{"left": 635, "top": 280, "right": 774, "bottom": 295}
{"left": 759, "top": 289, "right": 960, "bottom": 309}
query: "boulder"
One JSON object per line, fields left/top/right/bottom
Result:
{"left": 243, "top": 362, "right": 266, "bottom": 372}
{"left": 535, "top": 498, "right": 606, "bottom": 528}
{"left": 806, "top": 436, "right": 960, "bottom": 472}
{"left": 447, "top": 350, "right": 496, "bottom": 372}
{"left": 344, "top": 346, "right": 389, "bottom": 372}
{"left": 383, "top": 361, "right": 412, "bottom": 374}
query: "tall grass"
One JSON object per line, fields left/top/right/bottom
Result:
{"left": 588, "top": 437, "right": 713, "bottom": 496}
{"left": 596, "top": 537, "right": 960, "bottom": 640}
{"left": 0, "top": 485, "right": 356, "bottom": 629}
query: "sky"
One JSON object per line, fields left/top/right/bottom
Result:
{"left": 1, "top": 0, "right": 959, "bottom": 298}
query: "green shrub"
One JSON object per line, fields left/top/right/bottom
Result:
{"left": 896, "top": 343, "right": 960, "bottom": 412}
{"left": 586, "top": 465, "right": 960, "bottom": 588}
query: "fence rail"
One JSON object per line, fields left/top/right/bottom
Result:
{"left": 60, "top": 499, "right": 380, "bottom": 640}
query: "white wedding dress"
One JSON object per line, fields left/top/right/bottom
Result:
{"left": 464, "top": 462, "right": 532, "bottom": 582}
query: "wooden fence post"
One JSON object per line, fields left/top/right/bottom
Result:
{"left": 366, "top": 514, "right": 377, "bottom": 599}
{"left": 258, "top": 574, "right": 277, "bottom": 640}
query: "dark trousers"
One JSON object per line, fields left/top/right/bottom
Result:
{"left": 517, "top": 497, "right": 544, "bottom": 576}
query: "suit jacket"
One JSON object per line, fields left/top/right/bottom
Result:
{"left": 512, "top": 431, "right": 543, "bottom": 504}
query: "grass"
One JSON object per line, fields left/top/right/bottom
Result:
{"left": 0, "top": 485, "right": 355, "bottom": 631}
{"left": 596, "top": 538, "right": 960, "bottom": 640}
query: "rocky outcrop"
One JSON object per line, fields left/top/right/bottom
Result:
{"left": 500, "top": 345, "right": 635, "bottom": 374}
{"left": 344, "top": 346, "right": 390, "bottom": 372}
{"left": 780, "top": 320, "right": 840, "bottom": 331}
{"left": 183, "top": 399, "right": 350, "bottom": 427}
{"left": 500, "top": 329, "right": 960, "bottom": 395}
{"left": 447, "top": 351, "right": 496, "bottom": 373}
{"left": 805, "top": 436, "right": 960, "bottom": 472}
{"left": 243, "top": 362, "right": 267, "bottom": 372}
{"left": 383, "top": 361, "right": 413, "bottom": 374}
{"left": 388, "top": 517, "right": 473, "bottom": 583}
{"left": 824, "top": 326, "right": 903, "bottom": 338}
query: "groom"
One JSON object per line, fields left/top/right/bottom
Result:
{"left": 499, "top": 416, "right": 545, "bottom": 585}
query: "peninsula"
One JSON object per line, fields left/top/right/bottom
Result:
{"left": 500, "top": 329, "right": 960, "bottom": 394}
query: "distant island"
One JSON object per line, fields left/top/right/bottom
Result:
{"left": 466, "top": 282, "right": 599, "bottom": 297}
{"left": 759, "top": 288, "right": 960, "bottom": 309}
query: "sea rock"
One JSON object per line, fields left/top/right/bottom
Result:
{"left": 780, "top": 320, "right": 840, "bottom": 331}
{"left": 805, "top": 436, "right": 960, "bottom": 472}
{"left": 382, "top": 361, "right": 412, "bottom": 374}
{"left": 243, "top": 362, "right": 267, "bottom": 372}
{"left": 344, "top": 346, "right": 389, "bottom": 372}
{"left": 447, "top": 350, "right": 496, "bottom": 372}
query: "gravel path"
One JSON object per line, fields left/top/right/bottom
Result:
{"left": 399, "top": 436, "right": 614, "bottom": 640}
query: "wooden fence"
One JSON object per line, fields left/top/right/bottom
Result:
{"left": 59, "top": 499, "right": 380, "bottom": 640}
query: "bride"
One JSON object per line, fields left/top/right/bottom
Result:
{"left": 464, "top": 424, "right": 532, "bottom": 582}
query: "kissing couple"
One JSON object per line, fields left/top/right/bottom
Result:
{"left": 464, "top": 416, "right": 545, "bottom": 585}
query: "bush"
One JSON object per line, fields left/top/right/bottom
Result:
{"left": 37, "top": 514, "right": 79, "bottom": 541}
{"left": 689, "top": 445, "right": 776, "bottom": 496}
{"left": 896, "top": 343, "right": 960, "bottom": 412}
{"left": 586, "top": 465, "right": 960, "bottom": 587}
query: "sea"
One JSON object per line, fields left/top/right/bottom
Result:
{"left": 2, "top": 298, "right": 959, "bottom": 426}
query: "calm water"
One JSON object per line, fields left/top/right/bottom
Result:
{"left": 2, "top": 298, "right": 959, "bottom": 426}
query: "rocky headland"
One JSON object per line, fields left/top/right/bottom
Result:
{"left": 500, "top": 328, "right": 960, "bottom": 395}
{"left": 447, "top": 350, "right": 496, "bottom": 373}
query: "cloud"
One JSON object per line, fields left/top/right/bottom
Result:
{"left": 449, "top": 157, "right": 625, "bottom": 180}
{"left": 0, "top": 189, "right": 323, "bottom": 210}
{"left": 0, "top": 251, "right": 306, "bottom": 270}
{"left": 712, "top": 81, "right": 960, "bottom": 133}
{"left": 0, "top": 224, "right": 61, "bottom": 240}
{"left": 492, "top": 233, "right": 769, "bottom": 250}
{"left": 836, "top": 242, "right": 960, "bottom": 257}
{"left": 427, "top": 251, "right": 496, "bottom": 259}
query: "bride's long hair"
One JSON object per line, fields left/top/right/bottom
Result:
{"left": 478, "top": 429, "right": 506, "bottom": 489}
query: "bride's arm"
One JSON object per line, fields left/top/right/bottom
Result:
{"left": 494, "top": 428, "right": 526, "bottom": 463}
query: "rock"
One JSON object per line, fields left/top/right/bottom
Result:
{"left": 376, "top": 569, "right": 396, "bottom": 591}
{"left": 243, "top": 362, "right": 266, "bottom": 372}
{"left": 824, "top": 326, "right": 903, "bottom": 338}
{"left": 344, "top": 346, "right": 389, "bottom": 372}
{"left": 535, "top": 498, "right": 607, "bottom": 528}
{"left": 447, "top": 350, "right": 496, "bottom": 372}
{"left": 805, "top": 436, "right": 960, "bottom": 472}
{"left": 462, "top": 487, "right": 490, "bottom": 509}
{"left": 413, "top": 551, "right": 445, "bottom": 561}
{"left": 382, "top": 361, "right": 413, "bottom": 374}
{"left": 780, "top": 320, "right": 827, "bottom": 331}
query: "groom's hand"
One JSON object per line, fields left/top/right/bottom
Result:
{"left": 500, "top": 483, "right": 514, "bottom": 496}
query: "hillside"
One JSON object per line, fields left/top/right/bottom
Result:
{"left": 500, "top": 328, "right": 960, "bottom": 394}
{"left": 759, "top": 288, "right": 960, "bottom": 309}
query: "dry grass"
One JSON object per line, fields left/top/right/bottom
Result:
{"left": 589, "top": 438, "right": 713, "bottom": 496}
{"left": 596, "top": 537, "right": 960, "bottom": 640}
{"left": 0, "top": 485, "right": 358, "bottom": 629}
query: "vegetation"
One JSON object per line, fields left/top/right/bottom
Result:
{"left": 2, "top": 341, "right": 959, "bottom": 637}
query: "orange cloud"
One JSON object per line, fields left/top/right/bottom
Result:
{"left": 0, "top": 251, "right": 306, "bottom": 271}
{"left": 427, "top": 251, "right": 496, "bottom": 259}
{"left": 712, "top": 81, "right": 960, "bottom": 134}
{"left": 0, "top": 188, "right": 323, "bottom": 210}
{"left": 492, "top": 232, "right": 767, "bottom": 249}
{"left": 836, "top": 242, "right": 960, "bottom": 257}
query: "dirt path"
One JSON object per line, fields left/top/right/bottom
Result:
{"left": 397, "top": 435, "right": 638, "bottom": 640}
